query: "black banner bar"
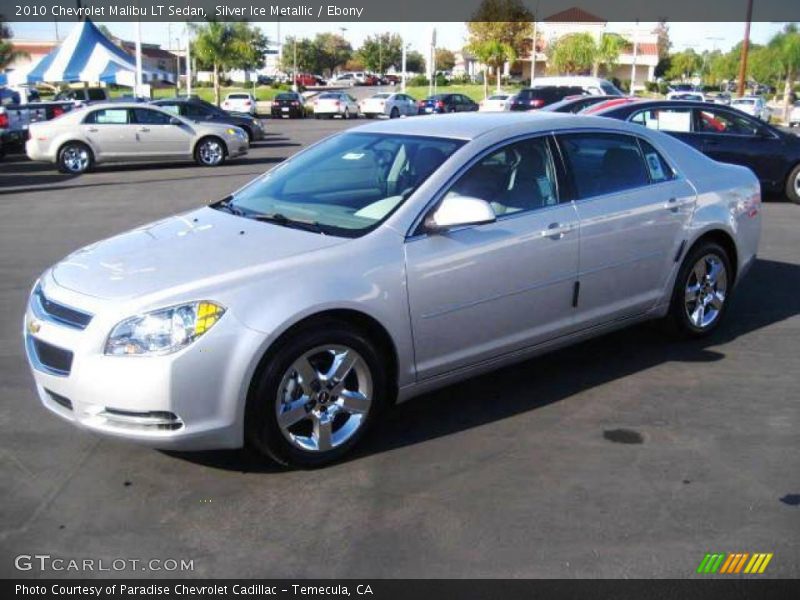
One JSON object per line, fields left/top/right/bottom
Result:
{"left": 3, "top": 0, "right": 800, "bottom": 23}
{"left": 5, "top": 580, "right": 800, "bottom": 600}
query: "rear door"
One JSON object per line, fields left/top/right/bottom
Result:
{"left": 405, "top": 135, "right": 580, "bottom": 379}
{"left": 556, "top": 132, "right": 696, "bottom": 328}
{"left": 82, "top": 107, "right": 136, "bottom": 159}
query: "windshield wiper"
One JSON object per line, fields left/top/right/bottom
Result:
{"left": 251, "top": 212, "right": 327, "bottom": 234}
{"left": 212, "top": 196, "right": 245, "bottom": 216}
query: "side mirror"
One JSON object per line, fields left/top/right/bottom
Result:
{"left": 425, "top": 195, "right": 496, "bottom": 233}
{"left": 169, "top": 117, "right": 182, "bottom": 125}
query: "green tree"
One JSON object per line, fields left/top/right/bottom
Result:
{"left": 466, "top": 0, "right": 534, "bottom": 60}
{"left": 469, "top": 39, "right": 516, "bottom": 95}
{"left": 280, "top": 36, "right": 321, "bottom": 74}
{"left": 435, "top": 48, "right": 457, "bottom": 72}
{"left": 405, "top": 50, "right": 426, "bottom": 74}
{"left": 314, "top": 33, "right": 352, "bottom": 77}
{"left": 0, "top": 17, "right": 27, "bottom": 70}
{"left": 359, "top": 33, "right": 402, "bottom": 73}
{"left": 594, "top": 33, "right": 627, "bottom": 76}
{"left": 768, "top": 23, "right": 800, "bottom": 121}
{"left": 191, "top": 21, "right": 268, "bottom": 105}
{"left": 665, "top": 49, "right": 702, "bottom": 81}
{"left": 548, "top": 33, "right": 597, "bottom": 75}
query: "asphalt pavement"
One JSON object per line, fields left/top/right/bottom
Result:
{"left": 0, "top": 118, "right": 798, "bottom": 578}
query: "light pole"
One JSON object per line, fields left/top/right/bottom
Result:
{"left": 402, "top": 42, "right": 409, "bottom": 92}
{"left": 737, "top": 0, "right": 754, "bottom": 98}
{"left": 292, "top": 37, "right": 298, "bottom": 92}
{"left": 185, "top": 26, "right": 192, "bottom": 96}
{"left": 629, "top": 20, "right": 639, "bottom": 96}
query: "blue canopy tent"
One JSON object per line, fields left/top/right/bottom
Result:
{"left": 7, "top": 20, "right": 175, "bottom": 88}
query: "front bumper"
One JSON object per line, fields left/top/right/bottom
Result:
{"left": 23, "top": 280, "right": 265, "bottom": 450}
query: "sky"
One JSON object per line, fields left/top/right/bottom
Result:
{"left": 10, "top": 20, "right": 788, "bottom": 56}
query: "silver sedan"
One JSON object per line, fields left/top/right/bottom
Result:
{"left": 24, "top": 113, "right": 760, "bottom": 467}
{"left": 26, "top": 102, "right": 249, "bottom": 174}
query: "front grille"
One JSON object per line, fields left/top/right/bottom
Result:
{"left": 31, "top": 338, "right": 73, "bottom": 375}
{"left": 33, "top": 285, "right": 92, "bottom": 330}
{"left": 46, "top": 389, "right": 73, "bottom": 410}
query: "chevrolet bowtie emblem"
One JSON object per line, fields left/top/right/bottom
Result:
{"left": 27, "top": 318, "right": 42, "bottom": 335}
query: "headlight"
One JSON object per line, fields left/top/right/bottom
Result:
{"left": 105, "top": 301, "right": 225, "bottom": 356}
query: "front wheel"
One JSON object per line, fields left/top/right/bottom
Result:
{"left": 194, "top": 137, "right": 226, "bottom": 167}
{"left": 245, "top": 322, "right": 388, "bottom": 468}
{"left": 668, "top": 241, "right": 732, "bottom": 338}
{"left": 785, "top": 163, "right": 800, "bottom": 204}
{"left": 390, "top": 107, "right": 399, "bottom": 119}
{"left": 343, "top": 108, "right": 350, "bottom": 120}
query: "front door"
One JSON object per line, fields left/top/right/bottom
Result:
{"left": 130, "top": 107, "right": 193, "bottom": 158}
{"left": 405, "top": 136, "right": 580, "bottom": 380}
{"left": 81, "top": 107, "right": 137, "bottom": 160}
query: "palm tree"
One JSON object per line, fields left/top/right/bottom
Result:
{"left": 470, "top": 40, "right": 516, "bottom": 96}
{"left": 768, "top": 24, "right": 800, "bottom": 123}
{"left": 1, "top": 17, "right": 28, "bottom": 70}
{"left": 593, "top": 33, "right": 626, "bottom": 78}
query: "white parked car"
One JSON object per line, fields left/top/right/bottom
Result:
{"left": 731, "top": 97, "right": 770, "bottom": 121}
{"left": 360, "top": 93, "right": 417, "bottom": 118}
{"left": 789, "top": 101, "right": 800, "bottom": 127}
{"left": 479, "top": 94, "right": 516, "bottom": 112}
{"left": 529, "top": 76, "right": 622, "bottom": 96}
{"left": 25, "top": 103, "right": 249, "bottom": 173}
{"left": 222, "top": 92, "right": 257, "bottom": 115}
{"left": 313, "top": 92, "right": 359, "bottom": 119}
{"left": 24, "top": 113, "right": 760, "bottom": 467}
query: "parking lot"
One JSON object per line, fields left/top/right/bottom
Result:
{"left": 1, "top": 117, "right": 798, "bottom": 578}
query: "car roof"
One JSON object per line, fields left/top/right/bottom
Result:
{"left": 350, "top": 112, "right": 636, "bottom": 141}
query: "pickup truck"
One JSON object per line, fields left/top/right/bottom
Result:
{"left": 0, "top": 101, "right": 80, "bottom": 158}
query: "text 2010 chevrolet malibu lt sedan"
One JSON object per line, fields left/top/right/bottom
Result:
{"left": 24, "top": 113, "right": 761, "bottom": 467}
{"left": 26, "top": 103, "right": 249, "bottom": 174}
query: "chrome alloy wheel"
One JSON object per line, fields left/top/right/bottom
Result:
{"left": 198, "top": 139, "right": 224, "bottom": 165}
{"left": 684, "top": 254, "right": 728, "bottom": 329}
{"left": 62, "top": 146, "right": 90, "bottom": 173}
{"left": 276, "top": 345, "right": 373, "bottom": 452}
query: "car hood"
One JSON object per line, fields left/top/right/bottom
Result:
{"left": 51, "top": 207, "right": 348, "bottom": 301}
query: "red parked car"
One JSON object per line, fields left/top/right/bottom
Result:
{"left": 294, "top": 73, "right": 325, "bottom": 87}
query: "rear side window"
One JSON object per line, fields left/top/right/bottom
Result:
{"left": 85, "top": 108, "right": 129, "bottom": 124}
{"left": 558, "top": 133, "right": 649, "bottom": 198}
{"left": 630, "top": 107, "right": 693, "bottom": 132}
{"left": 638, "top": 139, "right": 675, "bottom": 183}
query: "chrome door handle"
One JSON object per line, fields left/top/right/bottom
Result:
{"left": 137, "top": 127, "right": 150, "bottom": 132}
{"left": 543, "top": 222, "right": 577, "bottom": 240}
{"left": 87, "top": 127, "right": 98, "bottom": 132}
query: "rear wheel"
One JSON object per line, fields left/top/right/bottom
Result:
{"left": 343, "top": 108, "right": 350, "bottom": 120}
{"left": 245, "top": 322, "right": 388, "bottom": 468}
{"left": 785, "top": 163, "right": 800, "bottom": 204}
{"left": 194, "top": 137, "right": 226, "bottom": 167}
{"left": 390, "top": 107, "right": 399, "bottom": 119}
{"left": 57, "top": 142, "right": 93, "bottom": 174}
{"left": 668, "top": 241, "right": 732, "bottom": 337}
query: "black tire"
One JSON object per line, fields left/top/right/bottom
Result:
{"left": 245, "top": 321, "right": 389, "bottom": 468}
{"left": 57, "top": 141, "right": 93, "bottom": 174}
{"left": 314, "top": 114, "right": 320, "bottom": 120}
{"left": 390, "top": 107, "right": 399, "bottom": 119}
{"left": 785, "top": 163, "right": 800, "bottom": 204}
{"left": 242, "top": 127, "right": 253, "bottom": 144}
{"left": 193, "top": 136, "right": 226, "bottom": 167}
{"left": 343, "top": 108, "right": 350, "bottom": 120}
{"left": 667, "top": 241, "right": 733, "bottom": 338}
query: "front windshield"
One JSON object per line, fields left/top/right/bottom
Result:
{"left": 222, "top": 133, "right": 464, "bottom": 237}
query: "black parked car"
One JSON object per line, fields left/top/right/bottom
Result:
{"left": 150, "top": 98, "right": 264, "bottom": 143}
{"left": 509, "top": 86, "right": 587, "bottom": 111}
{"left": 418, "top": 93, "right": 478, "bottom": 114}
{"left": 271, "top": 92, "right": 306, "bottom": 119}
{"left": 541, "top": 95, "right": 620, "bottom": 114}
{"left": 596, "top": 100, "right": 800, "bottom": 203}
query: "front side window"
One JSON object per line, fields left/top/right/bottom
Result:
{"left": 630, "top": 107, "right": 693, "bottom": 132}
{"left": 85, "top": 108, "right": 129, "bottom": 125}
{"left": 132, "top": 108, "right": 172, "bottom": 125}
{"left": 696, "top": 109, "right": 760, "bottom": 136}
{"left": 223, "top": 133, "right": 464, "bottom": 236}
{"left": 558, "top": 133, "right": 649, "bottom": 198}
{"left": 443, "top": 137, "right": 558, "bottom": 216}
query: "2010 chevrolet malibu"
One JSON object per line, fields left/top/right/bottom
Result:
{"left": 24, "top": 113, "right": 761, "bottom": 467}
